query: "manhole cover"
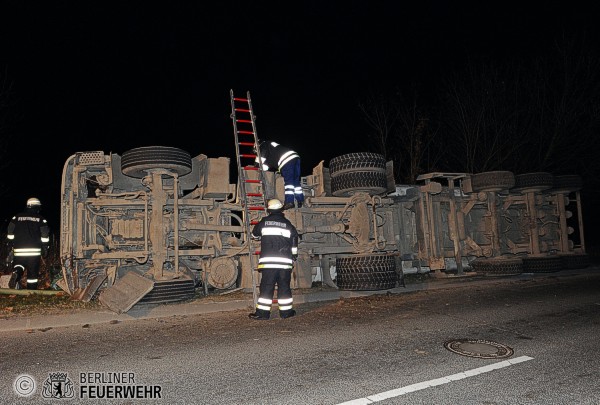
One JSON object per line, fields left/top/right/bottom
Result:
{"left": 444, "top": 339, "right": 514, "bottom": 359}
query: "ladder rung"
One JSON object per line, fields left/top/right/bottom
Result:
{"left": 246, "top": 193, "right": 263, "bottom": 197}
{"left": 236, "top": 119, "right": 252, "bottom": 123}
{"left": 235, "top": 108, "right": 251, "bottom": 112}
{"left": 245, "top": 179, "right": 261, "bottom": 183}
{"left": 233, "top": 97, "right": 249, "bottom": 102}
{"left": 240, "top": 154, "right": 256, "bottom": 158}
{"left": 243, "top": 166, "right": 259, "bottom": 171}
{"left": 250, "top": 220, "right": 259, "bottom": 225}
{"left": 248, "top": 206, "right": 265, "bottom": 210}
{"left": 239, "top": 141, "right": 255, "bottom": 146}
{"left": 238, "top": 130, "right": 254, "bottom": 135}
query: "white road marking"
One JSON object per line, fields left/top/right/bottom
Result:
{"left": 335, "top": 355, "right": 534, "bottom": 405}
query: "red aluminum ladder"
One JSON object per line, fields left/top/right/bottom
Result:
{"left": 229, "top": 90, "right": 268, "bottom": 307}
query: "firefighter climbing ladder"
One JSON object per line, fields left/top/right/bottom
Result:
{"left": 229, "top": 90, "right": 268, "bottom": 308}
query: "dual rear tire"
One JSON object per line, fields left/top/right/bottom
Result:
{"left": 329, "top": 152, "right": 388, "bottom": 197}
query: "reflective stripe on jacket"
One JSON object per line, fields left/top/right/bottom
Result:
{"left": 256, "top": 141, "right": 299, "bottom": 172}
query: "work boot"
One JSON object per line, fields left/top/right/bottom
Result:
{"left": 248, "top": 309, "right": 270, "bottom": 320}
{"left": 283, "top": 202, "right": 295, "bottom": 211}
{"left": 279, "top": 309, "right": 296, "bottom": 319}
{"left": 26, "top": 282, "right": 38, "bottom": 290}
{"left": 297, "top": 201, "right": 303, "bottom": 208}
{"left": 8, "top": 272, "right": 19, "bottom": 289}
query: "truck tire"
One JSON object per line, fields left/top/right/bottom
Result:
{"left": 559, "top": 253, "right": 589, "bottom": 270}
{"left": 551, "top": 175, "right": 583, "bottom": 193}
{"left": 522, "top": 256, "right": 563, "bottom": 273}
{"left": 331, "top": 171, "right": 387, "bottom": 196}
{"left": 121, "top": 146, "right": 193, "bottom": 178}
{"left": 336, "top": 254, "right": 397, "bottom": 291}
{"left": 336, "top": 254, "right": 396, "bottom": 274}
{"left": 512, "top": 172, "right": 554, "bottom": 193}
{"left": 470, "top": 171, "right": 515, "bottom": 192}
{"left": 336, "top": 280, "right": 397, "bottom": 291}
{"left": 329, "top": 152, "right": 386, "bottom": 177}
{"left": 470, "top": 257, "right": 523, "bottom": 276}
{"left": 339, "top": 271, "right": 398, "bottom": 283}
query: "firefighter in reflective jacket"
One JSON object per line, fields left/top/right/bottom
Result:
{"left": 6, "top": 198, "right": 50, "bottom": 290}
{"left": 255, "top": 140, "right": 304, "bottom": 210}
{"left": 249, "top": 199, "right": 299, "bottom": 320}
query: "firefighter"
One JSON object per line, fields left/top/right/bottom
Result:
{"left": 255, "top": 140, "right": 304, "bottom": 210}
{"left": 6, "top": 198, "right": 50, "bottom": 290}
{"left": 249, "top": 198, "right": 299, "bottom": 320}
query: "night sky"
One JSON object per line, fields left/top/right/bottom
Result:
{"left": 0, "top": 1, "right": 598, "bottom": 240}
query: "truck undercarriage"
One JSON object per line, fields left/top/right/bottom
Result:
{"left": 59, "top": 147, "right": 587, "bottom": 311}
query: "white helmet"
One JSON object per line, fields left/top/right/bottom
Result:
{"left": 27, "top": 197, "right": 41, "bottom": 207}
{"left": 267, "top": 198, "right": 283, "bottom": 211}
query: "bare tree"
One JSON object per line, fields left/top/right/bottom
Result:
{"left": 359, "top": 90, "right": 442, "bottom": 183}
{"left": 529, "top": 35, "right": 600, "bottom": 180}
{"left": 440, "top": 62, "right": 531, "bottom": 174}
{"left": 0, "top": 66, "right": 15, "bottom": 199}
{"left": 438, "top": 33, "right": 600, "bottom": 184}
{"left": 357, "top": 91, "right": 398, "bottom": 157}
{"left": 360, "top": 32, "right": 600, "bottom": 193}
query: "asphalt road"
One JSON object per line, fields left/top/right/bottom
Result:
{"left": 1, "top": 269, "right": 599, "bottom": 404}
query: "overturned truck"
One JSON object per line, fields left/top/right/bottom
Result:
{"left": 59, "top": 146, "right": 588, "bottom": 309}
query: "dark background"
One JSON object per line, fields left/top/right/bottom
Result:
{"left": 1, "top": 1, "right": 598, "bottom": 246}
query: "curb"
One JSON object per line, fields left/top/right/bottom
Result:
{"left": 1, "top": 266, "right": 598, "bottom": 333}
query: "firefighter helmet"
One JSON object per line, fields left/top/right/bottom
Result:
{"left": 27, "top": 198, "right": 41, "bottom": 207}
{"left": 267, "top": 198, "right": 283, "bottom": 211}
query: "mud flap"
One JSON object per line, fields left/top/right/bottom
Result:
{"left": 98, "top": 272, "right": 154, "bottom": 313}
{"left": 75, "top": 273, "right": 108, "bottom": 302}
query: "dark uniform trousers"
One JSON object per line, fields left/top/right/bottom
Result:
{"left": 257, "top": 268, "right": 294, "bottom": 316}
